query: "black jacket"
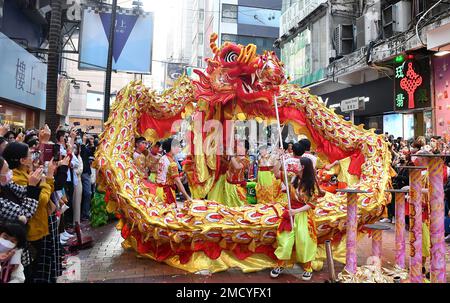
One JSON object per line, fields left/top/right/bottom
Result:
{"left": 80, "top": 144, "right": 94, "bottom": 175}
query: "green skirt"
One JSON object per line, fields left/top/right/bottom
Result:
{"left": 222, "top": 180, "right": 247, "bottom": 207}
{"left": 207, "top": 174, "right": 226, "bottom": 203}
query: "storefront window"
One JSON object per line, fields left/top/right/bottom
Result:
{"left": 0, "top": 101, "right": 36, "bottom": 132}
{"left": 403, "top": 113, "right": 414, "bottom": 140}
{"left": 424, "top": 110, "right": 433, "bottom": 138}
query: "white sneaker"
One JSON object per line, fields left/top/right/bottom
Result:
{"left": 379, "top": 218, "right": 391, "bottom": 223}
{"left": 62, "top": 231, "right": 74, "bottom": 237}
{"left": 60, "top": 233, "right": 75, "bottom": 241}
{"left": 302, "top": 271, "right": 312, "bottom": 281}
{"left": 270, "top": 267, "right": 284, "bottom": 278}
{"left": 391, "top": 216, "right": 395, "bottom": 224}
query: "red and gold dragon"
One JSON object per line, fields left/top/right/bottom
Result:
{"left": 94, "top": 34, "right": 395, "bottom": 273}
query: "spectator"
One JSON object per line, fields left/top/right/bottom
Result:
{"left": 0, "top": 219, "right": 28, "bottom": 283}
{"left": 80, "top": 134, "right": 95, "bottom": 221}
{"left": 71, "top": 143, "right": 83, "bottom": 226}
{"left": 4, "top": 131, "right": 16, "bottom": 143}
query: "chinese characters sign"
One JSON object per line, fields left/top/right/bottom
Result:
{"left": 0, "top": 32, "right": 46, "bottom": 109}
{"left": 394, "top": 57, "right": 431, "bottom": 110}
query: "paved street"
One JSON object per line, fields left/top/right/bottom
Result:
{"left": 58, "top": 219, "right": 450, "bottom": 283}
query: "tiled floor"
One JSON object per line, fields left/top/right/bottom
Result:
{"left": 58, "top": 220, "right": 450, "bottom": 283}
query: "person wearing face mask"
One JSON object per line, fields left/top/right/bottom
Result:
{"left": 134, "top": 137, "right": 149, "bottom": 178}
{"left": 0, "top": 219, "right": 28, "bottom": 283}
{"left": 156, "top": 138, "right": 191, "bottom": 206}
{"left": 2, "top": 142, "right": 59, "bottom": 283}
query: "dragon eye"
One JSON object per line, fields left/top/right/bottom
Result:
{"left": 224, "top": 51, "right": 238, "bottom": 63}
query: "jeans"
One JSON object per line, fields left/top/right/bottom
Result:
{"left": 81, "top": 173, "right": 92, "bottom": 219}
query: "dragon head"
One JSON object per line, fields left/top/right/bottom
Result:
{"left": 193, "top": 33, "right": 287, "bottom": 105}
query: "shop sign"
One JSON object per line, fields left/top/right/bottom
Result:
{"left": 394, "top": 56, "right": 431, "bottom": 111}
{"left": 0, "top": 32, "right": 46, "bottom": 110}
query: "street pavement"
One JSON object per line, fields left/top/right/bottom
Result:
{"left": 58, "top": 219, "right": 450, "bottom": 283}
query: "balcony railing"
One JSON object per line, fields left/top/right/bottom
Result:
{"left": 280, "top": 0, "right": 327, "bottom": 36}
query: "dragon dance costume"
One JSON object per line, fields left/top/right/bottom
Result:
{"left": 223, "top": 156, "right": 251, "bottom": 207}
{"left": 147, "top": 151, "right": 161, "bottom": 183}
{"left": 256, "top": 154, "right": 279, "bottom": 204}
{"left": 207, "top": 155, "right": 229, "bottom": 204}
{"left": 275, "top": 185, "right": 319, "bottom": 272}
{"left": 156, "top": 154, "right": 179, "bottom": 205}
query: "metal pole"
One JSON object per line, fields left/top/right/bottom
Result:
{"left": 273, "top": 96, "right": 294, "bottom": 228}
{"left": 103, "top": 0, "right": 118, "bottom": 122}
{"left": 350, "top": 111, "right": 354, "bottom": 124}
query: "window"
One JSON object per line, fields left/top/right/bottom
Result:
{"left": 198, "top": 9, "right": 204, "bottom": 22}
{"left": 198, "top": 33, "right": 203, "bottom": 45}
{"left": 238, "top": 6, "right": 281, "bottom": 28}
{"left": 221, "top": 34, "right": 238, "bottom": 44}
{"left": 222, "top": 4, "right": 237, "bottom": 23}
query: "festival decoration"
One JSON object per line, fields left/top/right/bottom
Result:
{"left": 94, "top": 34, "right": 395, "bottom": 273}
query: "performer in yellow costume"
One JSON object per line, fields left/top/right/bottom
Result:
{"left": 255, "top": 145, "right": 279, "bottom": 204}
{"left": 147, "top": 141, "right": 161, "bottom": 183}
{"left": 223, "top": 140, "right": 250, "bottom": 207}
{"left": 207, "top": 155, "right": 229, "bottom": 203}
{"left": 156, "top": 138, "right": 191, "bottom": 205}
{"left": 133, "top": 136, "right": 149, "bottom": 178}
{"left": 271, "top": 157, "right": 319, "bottom": 281}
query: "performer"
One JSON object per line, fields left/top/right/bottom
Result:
{"left": 270, "top": 157, "right": 319, "bottom": 281}
{"left": 255, "top": 145, "right": 278, "bottom": 204}
{"left": 299, "top": 138, "right": 325, "bottom": 170}
{"left": 133, "top": 137, "right": 149, "bottom": 178}
{"left": 223, "top": 140, "right": 250, "bottom": 207}
{"left": 146, "top": 141, "right": 161, "bottom": 183}
{"left": 207, "top": 155, "right": 229, "bottom": 203}
{"left": 156, "top": 138, "right": 191, "bottom": 206}
{"left": 274, "top": 142, "right": 304, "bottom": 201}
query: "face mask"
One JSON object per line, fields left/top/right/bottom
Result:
{"left": 0, "top": 170, "right": 13, "bottom": 186}
{"left": 0, "top": 237, "right": 16, "bottom": 253}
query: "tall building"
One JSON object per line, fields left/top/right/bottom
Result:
{"left": 192, "top": 0, "right": 282, "bottom": 68}
{"left": 276, "top": 0, "right": 450, "bottom": 140}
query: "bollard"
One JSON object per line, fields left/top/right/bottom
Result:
{"left": 386, "top": 189, "right": 408, "bottom": 269}
{"left": 409, "top": 167, "right": 424, "bottom": 283}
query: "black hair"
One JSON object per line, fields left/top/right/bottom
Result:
{"left": 282, "top": 142, "right": 288, "bottom": 150}
{"left": 299, "top": 138, "right": 311, "bottom": 151}
{"left": 154, "top": 141, "right": 161, "bottom": 147}
{"left": 292, "top": 142, "right": 305, "bottom": 157}
{"left": 0, "top": 137, "right": 7, "bottom": 145}
{"left": 162, "top": 138, "right": 179, "bottom": 154}
{"left": 0, "top": 219, "right": 27, "bottom": 249}
{"left": 135, "top": 137, "right": 146, "bottom": 146}
{"left": 2, "top": 142, "right": 29, "bottom": 169}
{"left": 292, "top": 157, "right": 317, "bottom": 198}
{"left": 56, "top": 130, "right": 66, "bottom": 142}
{"left": 244, "top": 140, "right": 250, "bottom": 151}
{"left": 24, "top": 133, "right": 37, "bottom": 144}
{"left": 5, "top": 131, "right": 16, "bottom": 140}
{"left": 27, "top": 138, "right": 39, "bottom": 148}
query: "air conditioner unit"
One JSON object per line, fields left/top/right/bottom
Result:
{"left": 335, "top": 24, "right": 354, "bottom": 56}
{"left": 382, "top": 1, "right": 411, "bottom": 39}
{"left": 356, "top": 9, "right": 380, "bottom": 49}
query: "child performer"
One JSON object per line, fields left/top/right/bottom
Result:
{"left": 223, "top": 140, "right": 250, "bottom": 207}
{"left": 147, "top": 142, "right": 161, "bottom": 183}
{"left": 155, "top": 138, "right": 191, "bottom": 206}
{"left": 270, "top": 157, "right": 319, "bottom": 281}
{"left": 255, "top": 145, "right": 278, "bottom": 204}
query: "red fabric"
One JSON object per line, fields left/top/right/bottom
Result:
{"left": 156, "top": 184, "right": 176, "bottom": 205}
{"left": 348, "top": 152, "right": 365, "bottom": 177}
{"left": 143, "top": 180, "right": 157, "bottom": 195}
{"left": 138, "top": 112, "right": 181, "bottom": 140}
{"left": 121, "top": 224, "right": 131, "bottom": 239}
{"left": 258, "top": 166, "right": 273, "bottom": 171}
{"left": 193, "top": 241, "right": 222, "bottom": 259}
{"left": 277, "top": 201, "right": 304, "bottom": 233}
{"left": 104, "top": 190, "right": 111, "bottom": 204}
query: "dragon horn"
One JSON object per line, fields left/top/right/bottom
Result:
{"left": 210, "top": 33, "right": 220, "bottom": 55}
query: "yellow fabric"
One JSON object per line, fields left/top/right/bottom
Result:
{"left": 223, "top": 181, "right": 247, "bottom": 207}
{"left": 274, "top": 211, "right": 317, "bottom": 264}
{"left": 207, "top": 174, "right": 226, "bottom": 203}
{"left": 422, "top": 222, "right": 431, "bottom": 258}
{"left": 13, "top": 167, "right": 54, "bottom": 241}
{"left": 337, "top": 156, "right": 360, "bottom": 186}
{"left": 156, "top": 186, "right": 175, "bottom": 204}
{"left": 123, "top": 236, "right": 277, "bottom": 273}
{"left": 256, "top": 170, "right": 276, "bottom": 204}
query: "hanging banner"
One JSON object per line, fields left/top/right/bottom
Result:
{"left": 79, "top": 7, "right": 153, "bottom": 73}
{"left": 56, "top": 76, "right": 70, "bottom": 116}
{"left": 394, "top": 56, "right": 431, "bottom": 111}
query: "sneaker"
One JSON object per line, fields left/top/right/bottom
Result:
{"left": 445, "top": 234, "right": 450, "bottom": 243}
{"left": 379, "top": 218, "right": 391, "bottom": 223}
{"left": 270, "top": 267, "right": 284, "bottom": 278}
{"left": 60, "top": 233, "right": 75, "bottom": 242}
{"left": 302, "top": 271, "right": 313, "bottom": 281}
{"left": 391, "top": 216, "right": 395, "bottom": 224}
{"left": 62, "top": 231, "right": 74, "bottom": 237}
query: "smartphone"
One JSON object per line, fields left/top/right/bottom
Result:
{"left": 53, "top": 144, "right": 61, "bottom": 162}
{"left": 40, "top": 143, "right": 54, "bottom": 164}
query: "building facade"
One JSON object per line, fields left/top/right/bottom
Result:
{"left": 276, "top": 0, "right": 450, "bottom": 140}
{"left": 192, "top": 0, "right": 282, "bottom": 68}
{"left": 0, "top": 0, "right": 49, "bottom": 131}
